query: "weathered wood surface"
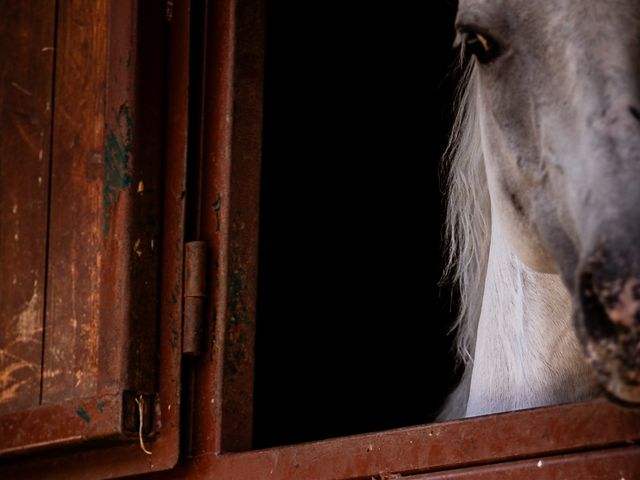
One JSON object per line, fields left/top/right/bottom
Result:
{"left": 0, "top": 0, "right": 57, "bottom": 414}
{"left": 41, "top": 0, "right": 108, "bottom": 404}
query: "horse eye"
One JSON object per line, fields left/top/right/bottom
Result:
{"left": 461, "top": 30, "right": 501, "bottom": 64}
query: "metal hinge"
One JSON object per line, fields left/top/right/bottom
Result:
{"left": 183, "top": 241, "right": 207, "bottom": 356}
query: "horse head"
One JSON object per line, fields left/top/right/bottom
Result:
{"left": 456, "top": 0, "right": 640, "bottom": 404}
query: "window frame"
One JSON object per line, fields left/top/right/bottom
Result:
{"left": 170, "top": 0, "right": 640, "bottom": 478}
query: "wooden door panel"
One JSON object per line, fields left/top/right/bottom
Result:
{"left": 0, "top": 0, "right": 57, "bottom": 415}
{"left": 0, "top": 0, "right": 185, "bottom": 471}
{"left": 41, "top": 0, "right": 107, "bottom": 404}
{"left": 0, "top": 0, "right": 178, "bottom": 469}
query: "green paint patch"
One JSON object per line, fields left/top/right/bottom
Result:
{"left": 96, "top": 400, "right": 106, "bottom": 413}
{"left": 76, "top": 407, "right": 91, "bottom": 424}
{"left": 229, "top": 267, "right": 251, "bottom": 328}
{"left": 170, "top": 326, "right": 179, "bottom": 351}
{"left": 229, "top": 268, "right": 247, "bottom": 315}
{"left": 103, "top": 103, "right": 133, "bottom": 232}
{"left": 225, "top": 267, "right": 250, "bottom": 378}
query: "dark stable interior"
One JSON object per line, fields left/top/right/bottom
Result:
{"left": 253, "top": 1, "right": 460, "bottom": 448}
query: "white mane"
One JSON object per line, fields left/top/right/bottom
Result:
{"left": 439, "top": 62, "right": 600, "bottom": 420}
{"left": 439, "top": 63, "right": 490, "bottom": 419}
{"left": 443, "top": 64, "right": 490, "bottom": 368}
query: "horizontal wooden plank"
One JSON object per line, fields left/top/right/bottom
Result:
{"left": 413, "top": 446, "right": 640, "bottom": 479}
{"left": 0, "top": 393, "right": 124, "bottom": 457}
{"left": 162, "top": 400, "right": 640, "bottom": 479}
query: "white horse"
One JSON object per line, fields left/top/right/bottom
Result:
{"left": 440, "top": 0, "right": 640, "bottom": 420}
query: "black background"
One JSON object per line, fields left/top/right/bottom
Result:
{"left": 253, "top": 0, "right": 460, "bottom": 448}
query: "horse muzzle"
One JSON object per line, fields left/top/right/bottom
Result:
{"left": 577, "top": 249, "right": 640, "bottom": 404}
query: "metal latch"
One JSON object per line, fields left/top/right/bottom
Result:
{"left": 183, "top": 241, "right": 207, "bottom": 356}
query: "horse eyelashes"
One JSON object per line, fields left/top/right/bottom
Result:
{"left": 461, "top": 30, "right": 501, "bottom": 65}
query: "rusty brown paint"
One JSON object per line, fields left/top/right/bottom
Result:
{"left": 0, "top": 0, "right": 180, "bottom": 475}
{"left": 186, "top": 0, "right": 265, "bottom": 455}
{"left": 412, "top": 446, "right": 640, "bottom": 479}
{"left": 40, "top": 0, "right": 109, "bottom": 405}
{"left": 0, "top": 0, "right": 56, "bottom": 415}
{"left": 0, "top": 394, "right": 123, "bottom": 457}
{"left": 225, "top": 265, "right": 249, "bottom": 378}
{"left": 142, "top": 400, "right": 640, "bottom": 480}
{"left": 187, "top": 0, "right": 236, "bottom": 457}
{"left": 221, "top": 0, "right": 265, "bottom": 453}
{"left": 183, "top": 242, "right": 208, "bottom": 355}
{"left": 3, "top": 401, "right": 640, "bottom": 479}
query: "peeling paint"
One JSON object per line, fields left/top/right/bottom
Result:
{"left": 76, "top": 407, "right": 91, "bottom": 423}
{"left": 0, "top": 345, "right": 39, "bottom": 404}
{"left": 225, "top": 267, "right": 250, "bottom": 377}
{"left": 229, "top": 267, "right": 247, "bottom": 321}
{"left": 103, "top": 103, "right": 133, "bottom": 232}
{"left": 212, "top": 193, "right": 222, "bottom": 232}
{"left": 42, "top": 368, "right": 62, "bottom": 379}
{"left": 0, "top": 377, "right": 29, "bottom": 404}
{"left": 170, "top": 326, "right": 179, "bottom": 351}
{"left": 134, "top": 238, "right": 142, "bottom": 257}
{"left": 14, "top": 283, "right": 41, "bottom": 342}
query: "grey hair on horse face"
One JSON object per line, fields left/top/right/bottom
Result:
{"left": 441, "top": 0, "right": 640, "bottom": 419}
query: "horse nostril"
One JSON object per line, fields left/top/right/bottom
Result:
{"left": 578, "top": 269, "right": 618, "bottom": 339}
{"left": 579, "top": 266, "right": 640, "bottom": 341}
{"left": 577, "top": 259, "right": 640, "bottom": 401}
{"left": 630, "top": 105, "right": 640, "bottom": 123}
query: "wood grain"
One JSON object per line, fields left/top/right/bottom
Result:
{"left": 41, "top": 0, "right": 108, "bottom": 403}
{"left": 0, "top": 0, "right": 57, "bottom": 414}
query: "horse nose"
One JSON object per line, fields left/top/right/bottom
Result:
{"left": 577, "top": 249, "right": 640, "bottom": 403}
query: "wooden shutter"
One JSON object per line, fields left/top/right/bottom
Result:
{"left": 0, "top": 0, "right": 185, "bottom": 476}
